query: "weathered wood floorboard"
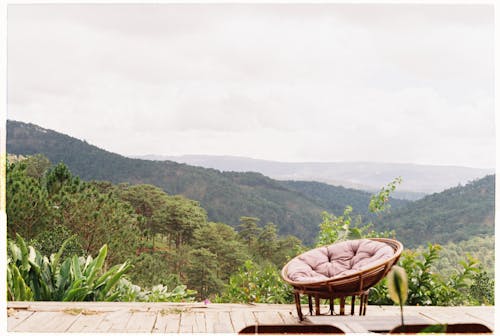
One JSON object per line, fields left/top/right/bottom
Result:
{"left": 126, "top": 310, "right": 158, "bottom": 332}
{"left": 7, "top": 310, "right": 34, "bottom": 330}
{"left": 66, "top": 312, "right": 108, "bottom": 332}
{"left": 160, "top": 312, "right": 182, "bottom": 333}
{"left": 6, "top": 302, "right": 495, "bottom": 334}
{"left": 229, "top": 309, "right": 257, "bottom": 333}
{"left": 10, "top": 311, "right": 78, "bottom": 332}
{"left": 98, "top": 310, "right": 134, "bottom": 332}
{"left": 205, "top": 311, "right": 234, "bottom": 333}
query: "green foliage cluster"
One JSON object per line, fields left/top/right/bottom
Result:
{"left": 421, "top": 235, "right": 494, "bottom": 278}
{"left": 114, "top": 279, "right": 196, "bottom": 303}
{"left": 215, "top": 260, "right": 293, "bottom": 304}
{"left": 316, "top": 179, "right": 399, "bottom": 246}
{"left": 6, "top": 154, "right": 304, "bottom": 303}
{"left": 7, "top": 158, "right": 143, "bottom": 266}
{"left": 370, "top": 244, "right": 494, "bottom": 306}
{"left": 316, "top": 178, "right": 494, "bottom": 307}
{"left": 368, "top": 177, "right": 402, "bottom": 214}
{"left": 8, "top": 235, "right": 130, "bottom": 301}
{"left": 7, "top": 234, "right": 196, "bottom": 303}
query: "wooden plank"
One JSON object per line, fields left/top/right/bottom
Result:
{"left": 156, "top": 311, "right": 182, "bottom": 333}
{"left": 230, "top": 310, "right": 257, "bottom": 333}
{"left": 97, "top": 310, "right": 133, "bottom": 332}
{"left": 337, "top": 321, "right": 368, "bottom": 333}
{"left": 205, "top": 311, "right": 234, "bottom": 333}
{"left": 178, "top": 311, "right": 205, "bottom": 333}
{"left": 125, "top": 310, "right": 157, "bottom": 332}
{"left": 253, "top": 310, "right": 283, "bottom": 325}
{"left": 278, "top": 310, "right": 299, "bottom": 324}
{"left": 418, "top": 306, "right": 495, "bottom": 332}
{"left": 5, "top": 303, "right": 496, "bottom": 334}
{"left": 464, "top": 306, "right": 495, "bottom": 325}
{"left": 152, "top": 311, "right": 167, "bottom": 333}
{"left": 10, "top": 311, "right": 78, "bottom": 332}
{"left": 419, "top": 307, "right": 474, "bottom": 324}
{"left": 66, "top": 312, "right": 107, "bottom": 332}
{"left": 7, "top": 310, "right": 34, "bottom": 330}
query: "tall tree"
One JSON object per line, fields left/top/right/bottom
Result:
{"left": 165, "top": 195, "right": 207, "bottom": 250}
{"left": 114, "top": 183, "right": 171, "bottom": 248}
{"left": 23, "top": 154, "right": 51, "bottom": 179}
{"left": 6, "top": 160, "right": 52, "bottom": 239}
{"left": 256, "top": 222, "right": 278, "bottom": 261}
{"left": 185, "top": 248, "right": 223, "bottom": 300}
{"left": 237, "top": 216, "right": 261, "bottom": 249}
{"left": 193, "top": 222, "right": 249, "bottom": 281}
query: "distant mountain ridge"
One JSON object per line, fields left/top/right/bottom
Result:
{"left": 7, "top": 120, "right": 406, "bottom": 245}
{"left": 136, "top": 154, "right": 492, "bottom": 198}
{"left": 7, "top": 120, "right": 494, "bottom": 249}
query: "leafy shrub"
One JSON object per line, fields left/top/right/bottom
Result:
{"left": 128, "top": 252, "right": 179, "bottom": 288}
{"left": 369, "top": 244, "right": 487, "bottom": 306}
{"left": 316, "top": 178, "right": 400, "bottom": 247}
{"left": 30, "top": 224, "right": 85, "bottom": 259}
{"left": 468, "top": 270, "right": 495, "bottom": 305}
{"left": 114, "top": 279, "right": 196, "bottom": 302}
{"left": 215, "top": 260, "right": 293, "bottom": 304}
{"left": 7, "top": 234, "right": 130, "bottom": 301}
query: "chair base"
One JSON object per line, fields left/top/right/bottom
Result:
{"left": 294, "top": 289, "right": 370, "bottom": 321}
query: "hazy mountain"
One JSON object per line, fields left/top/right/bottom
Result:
{"left": 136, "top": 154, "right": 493, "bottom": 199}
{"left": 7, "top": 120, "right": 405, "bottom": 245}
{"left": 7, "top": 120, "right": 493, "bottom": 249}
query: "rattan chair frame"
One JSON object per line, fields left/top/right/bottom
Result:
{"left": 281, "top": 238, "right": 403, "bottom": 321}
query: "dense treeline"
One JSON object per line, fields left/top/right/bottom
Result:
{"left": 6, "top": 155, "right": 304, "bottom": 299}
{"left": 374, "top": 175, "right": 495, "bottom": 248}
{"left": 8, "top": 120, "right": 409, "bottom": 245}
{"left": 419, "top": 235, "right": 494, "bottom": 278}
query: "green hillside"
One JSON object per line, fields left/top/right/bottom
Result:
{"left": 7, "top": 120, "right": 387, "bottom": 245}
{"left": 280, "top": 180, "right": 408, "bottom": 218}
{"left": 374, "top": 175, "right": 495, "bottom": 248}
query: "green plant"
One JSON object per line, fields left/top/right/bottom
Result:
{"left": 401, "top": 244, "right": 442, "bottom": 305}
{"left": 316, "top": 178, "right": 401, "bottom": 247}
{"left": 7, "top": 234, "right": 131, "bottom": 301}
{"left": 468, "top": 270, "right": 494, "bottom": 305}
{"left": 435, "top": 255, "right": 481, "bottom": 306}
{"left": 146, "top": 284, "right": 197, "bottom": 302}
{"left": 370, "top": 244, "right": 483, "bottom": 307}
{"left": 215, "top": 260, "right": 293, "bottom": 304}
{"left": 387, "top": 266, "right": 408, "bottom": 328}
{"left": 114, "top": 278, "right": 196, "bottom": 302}
{"left": 30, "top": 224, "right": 85, "bottom": 259}
{"left": 369, "top": 177, "right": 402, "bottom": 214}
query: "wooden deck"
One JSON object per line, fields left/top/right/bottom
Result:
{"left": 7, "top": 301, "right": 495, "bottom": 334}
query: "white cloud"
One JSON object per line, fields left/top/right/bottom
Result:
{"left": 6, "top": 3, "right": 495, "bottom": 168}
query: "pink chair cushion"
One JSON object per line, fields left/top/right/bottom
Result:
{"left": 286, "top": 239, "right": 395, "bottom": 283}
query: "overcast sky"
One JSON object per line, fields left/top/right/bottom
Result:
{"left": 6, "top": 3, "right": 495, "bottom": 168}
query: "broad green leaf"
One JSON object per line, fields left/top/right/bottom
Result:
{"left": 86, "top": 244, "right": 107, "bottom": 284}
{"left": 71, "top": 255, "right": 83, "bottom": 280}
{"left": 387, "top": 266, "right": 408, "bottom": 305}
{"left": 63, "top": 287, "right": 91, "bottom": 301}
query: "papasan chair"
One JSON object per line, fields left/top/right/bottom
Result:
{"left": 282, "top": 238, "right": 403, "bottom": 321}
